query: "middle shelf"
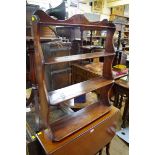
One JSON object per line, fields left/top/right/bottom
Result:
{"left": 45, "top": 51, "right": 115, "bottom": 65}
{"left": 48, "top": 77, "right": 113, "bottom": 105}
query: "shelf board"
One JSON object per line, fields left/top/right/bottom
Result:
{"left": 111, "top": 14, "right": 129, "bottom": 19}
{"left": 36, "top": 106, "right": 119, "bottom": 154}
{"left": 48, "top": 77, "right": 113, "bottom": 105}
{"left": 50, "top": 102, "right": 112, "bottom": 141}
{"left": 45, "top": 51, "right": 114, "bottom": 65}
{"left": 81, "top": 45, "right": 104, "bottom": 50}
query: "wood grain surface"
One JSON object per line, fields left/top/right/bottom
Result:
{"left": 48, "top": 77, "right": 113, "bottom": 105}
{"left": 36, "top": 106, "right": 120, "bottom": 155}
{"left": 45, "top": 51, "right": 115, "bottom": 65}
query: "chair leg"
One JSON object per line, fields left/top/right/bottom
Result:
{"left": 106, "top": 143, "right": 110, "bottom": 155}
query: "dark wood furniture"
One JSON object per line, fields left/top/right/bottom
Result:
{"left": 71, "top": 63, "right": 128, "bottom": 84}
{"left": 114, "top": 78, "right": 129, "bottom": 128}
{"left": 42, "top": 41, "right": 72, "bottom": 91}
{"left": 71, "top": 63, "right": 128, "bottom": 110}
{"left": 32, "top": 10, "right": 120, "bottom": 155}
{"left": 26, "top": 122, "right": 46, "bottom": 155}
{"left": 26, "top": 36, "right": 56, "bottom": 85}
{"left": 109, "top": 14, "right": 129, "bottom": 67}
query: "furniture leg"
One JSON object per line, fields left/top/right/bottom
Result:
{"left": 118, "top": 94, "right": 123, "bottom": 109}
{"left": 98, "top": 149, "right": 103, "bottom": 155}
{"left": 114, "top": 91, "right": 119, "bottom": 107}
{"left": 121, "top": 97, "right": 129, "bottom": 128}
{"left": 106, "top": 143, "right": 110, "bottom": 155}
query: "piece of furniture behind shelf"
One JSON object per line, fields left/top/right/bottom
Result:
{"left": 110, "top": 14, "right": 129, "bottom": 66}
{"left": 114, "top": 78, "right": 129, "bottom": 128}
{"left": 71, "top": 63, "right": 128, "bottom": 102}
{"left": 32, "top": 10, "right": 120, "bottom": 155}
{"left": 26, "top": 3, "right": 58, "bottom": 86}
{"left": 42, "top": 41, "right": 71, "bottom": 91}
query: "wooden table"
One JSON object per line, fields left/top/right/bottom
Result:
{"left": 114, "top": 77, "right": 129, "bottom": 128}
{"left": 36, "top": 106, "right": 119, "bottom": 155}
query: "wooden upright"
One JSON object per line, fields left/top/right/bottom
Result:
{"left": 32, "top": 10, "right": 120, "bottom": 155}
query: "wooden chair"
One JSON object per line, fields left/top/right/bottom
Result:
{"left": 32, "top": 10, "right": 120, "bottom": 155}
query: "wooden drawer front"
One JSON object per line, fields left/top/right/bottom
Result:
{"left": 42, "top": 43, "right": 71, "bottom": 71}
{"left": 52, "top": 62, "right": 69, "bottom": 71}
{"left": 51, "top": 50, "right": 70, "bottom": 71}
{"left": 72, "top": 65, "right": 98, "bottom": 84}
{"left": 86, "top": 71, "right": 99, "bottom": 80}
{"left": 72, "top": 66, "right": 87, "bottom": 83}
{"left": 51, "top": 70, "right": 71, "bottom": 90}
{"left": 52, "top": 112, "right": 117, "bottom": 155}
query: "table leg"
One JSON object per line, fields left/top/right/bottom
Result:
{"left": 114, "top": 91, "right": 119, "bottom": 107}
{"left": 118, "top": 94, "right": 123, "bottom": 109}
{"left": 98, "top": 149, "right": 103, "bottom": 155}
{"left": 106, "top": 143, "right": 110, "bottom": 155}
{"left": 121, "top": 97, "right": 129, "bottom": 128}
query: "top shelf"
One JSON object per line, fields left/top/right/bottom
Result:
{"left": 33, "top": 10, "right": 115, "bottom": 30}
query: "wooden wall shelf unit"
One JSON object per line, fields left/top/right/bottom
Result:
{"left": 32, "top": 10, "right": 120, "bottom": 155}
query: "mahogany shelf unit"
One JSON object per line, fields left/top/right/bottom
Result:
{"left": 32, "top": 9, "right": 119, "bottom": 146}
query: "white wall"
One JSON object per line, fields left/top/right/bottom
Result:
{"left": 68, "top": 0, "right": 111, "bottom": 20}
{"left": 27, "top": 0, "right": 129, "bottom": 20}
{"left": 124, "top": 4, "right": 129, "bottom": 17}
{"left": 27, "top": 0, "right": 63, "bottom": 10}
{"left": 100, "top": 0, "right": 111, "bottom": 20}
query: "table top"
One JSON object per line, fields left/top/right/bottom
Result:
{"left": 36, "top": 106, "right": 119, "bottom": 155}
{"left": 115, "top": 76, "right": 129, "bottom": 89}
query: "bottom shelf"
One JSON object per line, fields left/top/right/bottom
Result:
{"left": 50, "top": 102, "right": 112, "bottom": 141}
{"left": 36, "top": 106, "right": 119, "bottom": 155}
